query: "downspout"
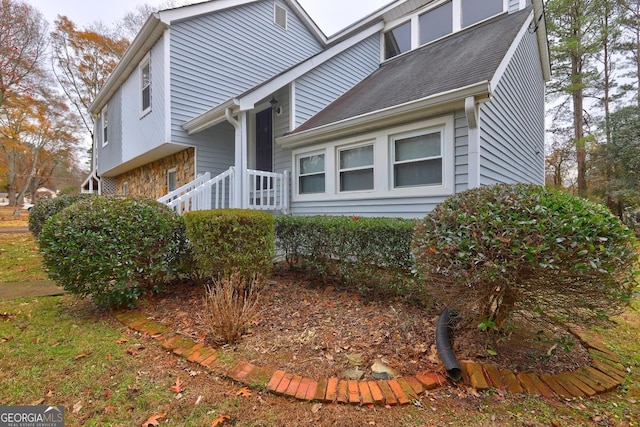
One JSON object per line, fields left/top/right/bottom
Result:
{"left": 225, "top": 108, "right": 247, "bottom": 208}
{"left": 465, "top": 96, "right": 481, "bottom": 189}
{"left": 436, "top": 308, "right": 462, "bottom": 381}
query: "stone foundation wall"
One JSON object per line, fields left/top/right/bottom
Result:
{"left": 115, "top": 148, "right": 195, "bottom": 199}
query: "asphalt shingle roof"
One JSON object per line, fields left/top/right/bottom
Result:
{"left": 293, "top": 8, "right": 532, "bottom": 133}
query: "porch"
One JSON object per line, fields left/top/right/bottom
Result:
{"left": 157, "top": 167, "right": 289, "bottom": 215}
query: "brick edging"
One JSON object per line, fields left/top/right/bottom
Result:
{"left": 114, "top": 311, "right": 627, "bottom": 406}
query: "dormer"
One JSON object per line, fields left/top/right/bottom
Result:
{"left": 382, "top": 0, "right": 526, "bottom": 61}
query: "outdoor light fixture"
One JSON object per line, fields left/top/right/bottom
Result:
{"left": 270, "top": 96, "right": 281, "bottom": 115}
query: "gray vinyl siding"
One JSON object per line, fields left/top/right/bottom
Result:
{"left": 288, "top": 110, "right": 469, "bottom": 219}
{"left": 479, "top": 29, "right": 545, "bottom": 186}
{"left": 294, "top": 35, "right": 380, "bottom": 128}
{"left": 193, "top": 121, "right": 236, "bottom": 177}
{"left": 274, "top": 86, "right": 293, "bottom": 174}
{"left": 169, "top": 0, "right": 323, "bottom": 146}
{"left": 97, "top": 90, "right": 123, "bottom": 175}
{"left": 121, "top": 39, "right": 166, "bottom": 161}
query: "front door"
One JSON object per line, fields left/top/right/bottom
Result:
{"left": 255, "top": 108, "right": 273, "bottom": 190}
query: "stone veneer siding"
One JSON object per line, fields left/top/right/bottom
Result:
{"left": 115, "top": 148, "right": 195, "bottom": 199}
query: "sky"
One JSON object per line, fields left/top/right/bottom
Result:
{"left": 27, "top": 0, "right": 393, "bottom": 36}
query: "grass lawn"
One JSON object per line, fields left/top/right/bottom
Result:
{"left": 1, "top": 218, "right": 639, "bottom": 426}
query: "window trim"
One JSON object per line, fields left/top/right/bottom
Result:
{"left": 274, "top": 2, "right": 287, "bottom": 31}
{"left": 101, "top": 106, "right": 108, "bottom": 147}
{"left": 167, "top": 168, "right": 177, "bottom": 193}
{"left": 140, "top": 54, "right": 151, "bottom": 116}
{"left": 390, "top": 128, "right": 444, "bottom": 189}
{"left": 337, "top": 142, "right": 375, "bottom": 193}
{"left": 291, "top": 115, "right": 455, "bottom": 202}
{"left": 296, "top": 150, "right": 326, "bottom": 195}
{"left": 382, "top": 0, "right": 507, "bottom": 61}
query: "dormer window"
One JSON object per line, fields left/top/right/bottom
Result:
{"left": 384, "top": 21, "right": 411, "bottom": 60}
{"left": 419, "top": 1, "right": 452, "bottom": 45}
{"left": 461, "top": 0, "right": 504, "bottom": 28}
{"left": 384, "top": 0, "right": 506, "bottom": 60}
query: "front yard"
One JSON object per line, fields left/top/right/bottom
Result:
{"left": 0, "top": 210, "right": 639, "bottom": 426}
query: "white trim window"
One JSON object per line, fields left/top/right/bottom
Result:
{"left": 338, "top": 143, "right": 374, "bottom": 192}
{"left": 140, "top": 55, "right": 151, "bottom": 115}
{"left": 167, "top": 168, "right": 177, "bottom": 193}
{"left": 297, "top": 151, "right": 325, "bottom": 195}
{"left": 102, "top": 106, "right": 108, "bottom": 146}
{"left": 292, "top": 115, "right": 455, "bottom": 202}
{"left": 391, "top": 129, "right": 443, "bottom": 188}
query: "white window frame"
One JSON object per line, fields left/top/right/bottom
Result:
{"left": 101, "top": 106, "right": 108, "bottom": 147}
{"left": 292, "top": 115, "right": 455, "bottom": 202}
{"left": 167, "top": 168, "right": 177, "bottom": 193}
{"left": 390, "top": 128, "right": 445, "bottom": 189}
{"left": 296, "top": 150, "right": 326, "bottom": 196}
{"left": 337, "top": 142, "right": 375, "bottom": 193}
{"left": 382, "top": 0, "right": 508, "bottom": 61}
{"left": 140, "top": 54, "right": 151, "bottom": 116}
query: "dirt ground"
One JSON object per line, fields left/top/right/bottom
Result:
{"left": 140, "top": 265, "right": 591, "bottom": 383}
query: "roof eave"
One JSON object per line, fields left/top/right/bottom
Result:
{"left": 183, "top": 99, "right": 239, "bottom": 135}
{"left": 277, "top": 81, "right": 491, "bottom": 149}
{"left": 90, "top": 15, "right": 167, "bottom": 114}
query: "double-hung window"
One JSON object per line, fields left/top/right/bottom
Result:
{"left": 339, "top": 144, "right": 374, "bottom": 192}
{"left": 392, "top": 129, "right": 443, "bottom": 188}
{"left": 102, "top": 106, "right": 108, "bottom": 146}
{"left": 140, "top": 56, "right": 151, "bottom": 115}
{"left": 297, "top": 152, "right": 325, "bottom": 195}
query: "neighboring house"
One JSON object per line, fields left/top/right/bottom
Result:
{"left": 83, "top": 0, "right": 549, "bottom": 219}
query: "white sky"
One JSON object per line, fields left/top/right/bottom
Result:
{"left": 27, "top": 0, "right": 393, "bottom": 36}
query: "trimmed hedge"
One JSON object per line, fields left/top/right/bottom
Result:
{"left": 412, "top": 183, "right": 638, "bottom": 328}
{"left": 275, "top": 215, "right": 418, "bottom": 297}
{"left": 28, "top": 193, "right": 94, "bottom": 237}
{"left": 184, "top": 209, "right": 274, "bottom": 281}
{"left": 38, "top": 196, "right": 190, "bottom": 308}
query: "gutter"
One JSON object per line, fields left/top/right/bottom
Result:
{"left": 277, "top": 81, "right": 491, "bottom": 149}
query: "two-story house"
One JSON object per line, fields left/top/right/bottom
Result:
{"left": 82, "top": 0, "right": 549, "bottom": 219}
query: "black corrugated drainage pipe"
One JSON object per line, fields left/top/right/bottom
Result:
{"left": 436, "top": 308, "right": 462, "bottom": 381}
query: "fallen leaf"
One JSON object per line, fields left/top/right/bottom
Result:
{"left": 1, "top": 336, "right": 13, "bottom": 343}
{"left": 105, "top": 389, "right": 112, "bottom": 399}
{"left": 142, "top": 412, "right": 166, "bottom": 427}
{"left": 74, "top": 353, "right": 89, "bottom": 360}
{"left": 170, "top": 378, "right": 184, "bottom": 393}
{"left": 104, "top": 405, "right": 115, "bottom": 414}
{"left": 73, "top": 401, "right": 82, "bottom": 414}
{"left": 115, "top": 338, "right": 129, "bottom": 344}
{"left": 211, "top": 414, "right": 231, "bottom": 427}
{"left": 195, "top": 395, "right": 203, "bottom": 405}
{"left": 45, "top": 390, "right": 55, "bottom": 398}
{"left": 30, "top": 398, "right": 45, "bottom": 406}
{"left": 236, "top": 387, "right": 252, "bottom": 397}
{"left": 127, "top": 348, "right": 142, "bottom": 356}
{"left": 311, "top": 403, "right": 322, "bottom": 413}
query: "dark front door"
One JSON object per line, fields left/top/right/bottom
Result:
{"left": 255, "top": 108, "right": 273, "bottom": 190}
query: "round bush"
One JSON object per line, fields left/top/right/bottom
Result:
{"left": 28, "top": 193, "right": 94, "bottom": 237}
{"left": 38, "top": 196, "right": 190, "bottom": 308}
{"left": 411, "top": 184, "right": 638, "bottom": 328}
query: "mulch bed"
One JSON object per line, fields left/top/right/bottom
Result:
{"left": 139, "top": 265, "right": 591, "bottom": 382}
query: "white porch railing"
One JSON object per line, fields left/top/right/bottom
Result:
{"left": 158, "top": 167, "right": 288, "bottom": 214}
{"left": 246, "top": 169, "right": 289, "bottom": 212}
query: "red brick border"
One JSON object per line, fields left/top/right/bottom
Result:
{"left": 115, "top": 311, "right": 627, "bottom": 406}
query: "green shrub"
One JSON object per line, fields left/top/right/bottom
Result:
{"left": 184, "top": 209, "right": 274, "bottom": 281}
{"left": 275, "top": 215, "right": 417, "bottom": 297}
{"left": 38, "top": 196, "right": 190, "bottom": 308}
{"left": 29, "top": 193, "right": 94, "bottom": 237}
{"left": 412, "top": 183, "right": 638, "bottom": 329}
